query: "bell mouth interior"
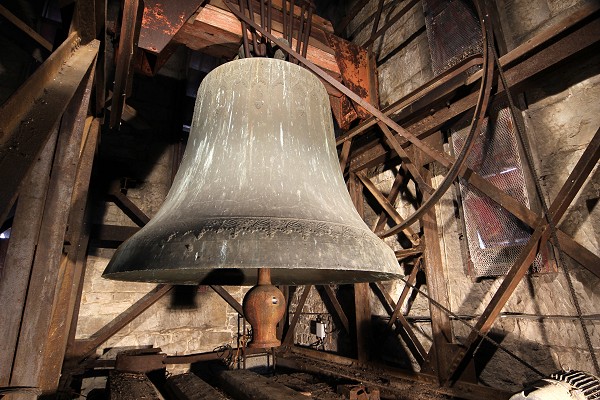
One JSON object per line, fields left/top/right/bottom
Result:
{"left": 102, "top": 267, "right": 400, "bottom": 286}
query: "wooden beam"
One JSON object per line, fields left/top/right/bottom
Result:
{"left": 339, "top": 138, "right": 352, "bottom": 174}
{"left": 39, "top": 118, "right": 100, "bottom": 393}
{"left": 217, "top": 369, "right": 309, "bottom": 400}
{"left": 0, "top": 129, "right": 58, "bottom": 386}
{"left": 373, "top": 167, "right": 406, "bottom": 233}
{"left": 174, "top": 4, "right": 340, "bottom": 76}
{"left": 9, "top": 62, "right": 96, "bottom": 393}
{"left": 167, "top": 373, "right": 230, "bottom": 400}
{"left": 386, "top": 263, "right": 419, "bottom": 330}
{"left": 370, "top": 281, "right": 427, "bottom": 365}
{"left": 68, "top": 284, "right": 173, "bottom": 362}
{"left": 283, "top": 285, "right": 312, "bottom": 345}
{"left": 210, "top": 285, "right": 244, "bottom": 316}
{"left": 356, "top": 171, "right": 418, "bottom": 244}
{"left": 420, "top": 167, "right": 453, "bottom": 383}
{"left": 110, "top": 0, "right": 142, "bottom": 129}
{"left": 319, "top": 285, "right": 350, "bottom": 334}
{"left": 0, "top": 35, "right": 99, "bottom": 223}
{"left": 377, "top": 122, "right": 433, "bottom": 194}
{"left": 0, "top": 4, "right": 53, "bottom": 51}
{"left": 338, "top": 55, "right": 482, "bottom": 147}
{"left": 72, "top": 0, "right": 96, "bottom": 44}
{"left": 109, "top": 188, "right": 151, "bottom": 226}
{"left": 109, "top": 371, "right": 161, "bottom": 400}
{"left": 348, "top": 172, "right": 371, "bottom": 363}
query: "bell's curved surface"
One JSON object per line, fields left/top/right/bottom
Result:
{"left": 103, "top": 58, "right": 399, "bottom": 285}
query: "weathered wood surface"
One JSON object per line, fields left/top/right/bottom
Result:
{"left": 167, "top": 373, "right": 230, "bottom": 400}
{"left": 108, "top": 371, "right": 161, "bottom": 400}
{"left": 0, "top": 128, "right": 58, "bottom": 386}
{"left": 217, "top": 369, "right": 310, "bottom": 400}
{"left": 0, "top": 35, "right": 99, "bottom": 222}
{"left": 8, "top": 60, "right": 96, "bottom": 398}
{"left": 173, "top": 4, "right": 340, "bottom": 77}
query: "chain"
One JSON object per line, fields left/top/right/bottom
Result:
{"left": 491, "top": 44, "right": 600, "bottom": 375}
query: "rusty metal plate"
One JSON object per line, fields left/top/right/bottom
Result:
{"left": 139, "top": 0, "right": 203, "bottom": 54}
{"left": 325, "top": 32, "right": 378, "bottom": 120}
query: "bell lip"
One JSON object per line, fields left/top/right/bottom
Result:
{"left": 101, "top": 217, "right": 401, "bottom": 286}
{"left": 101, "top": 267, "right": 402, "bottom": 286}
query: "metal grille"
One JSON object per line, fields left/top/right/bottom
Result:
{"left": 451, "top": 106, "right": 549, "bottom": 277}
{"left": 423, "top": 0, "right": 483, "bottom": 76}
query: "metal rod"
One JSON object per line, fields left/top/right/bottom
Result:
{"left": 246, "top": 0, "right": 259, "bottom": 56}
{"left": 239, "top": 0, "right": 251, "bottom": 57}
{"left": 301, "top": 3, "right": 312, "bottom": 58}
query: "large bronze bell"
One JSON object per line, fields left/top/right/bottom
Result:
{"left": 103, "top": 58, "right": 399, "bottom": 346}
{"left": 103, "top": 58, "right": 398, "bottom": 285}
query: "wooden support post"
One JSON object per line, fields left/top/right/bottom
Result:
{"left": 0, "top": 129, "right": 59, "bottom": 386}
{"left": 420, "top": 167, "right": 454, "bottom": 383}
{"left": 8, "top": 62, "right": 96, "bottom": 396}
{"left": 339, "top": 139, "right": 352, "bottom": 173}
{"left": 348, "top": 173, "right": 371, "bottom": 363}
{"left": 39, "top": 118, "right": 100, "bottom": 393}
{"left": 110, "top": 0, "right": 142, "bottom": 129}
{"left": 386, "top": 263, "right": 420, "bottom": 330}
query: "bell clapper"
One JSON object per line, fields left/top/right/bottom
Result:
{"left": 242, "top": 268, "right": 286, "bottom": 348}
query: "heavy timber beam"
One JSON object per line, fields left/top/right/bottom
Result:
{"left": 337, "top": 55, "right": 483, "bottom": 147}
{"left": 39, "top": 118, "right": 100, "bottom": 393}
{"left": 445, "top": 127, "right": 600, "bottom": 383}
{"left": 348, "top": 173, "right": 372, "bottom": 363}
{"left": 0, "top": 129, "right": 58, "bottom": 386}
{"left": 8, "top": 61, "right": 96, "bottom": 396}
{"left": 0, "top": 34, "right": 100, "bottom": 223}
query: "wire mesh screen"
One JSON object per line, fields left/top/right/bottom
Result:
{"left": 422, "top": 0, "right": 483, "bottom": 76}
{"left": 451, "top": 106, "right": 550, "bottom": 277}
